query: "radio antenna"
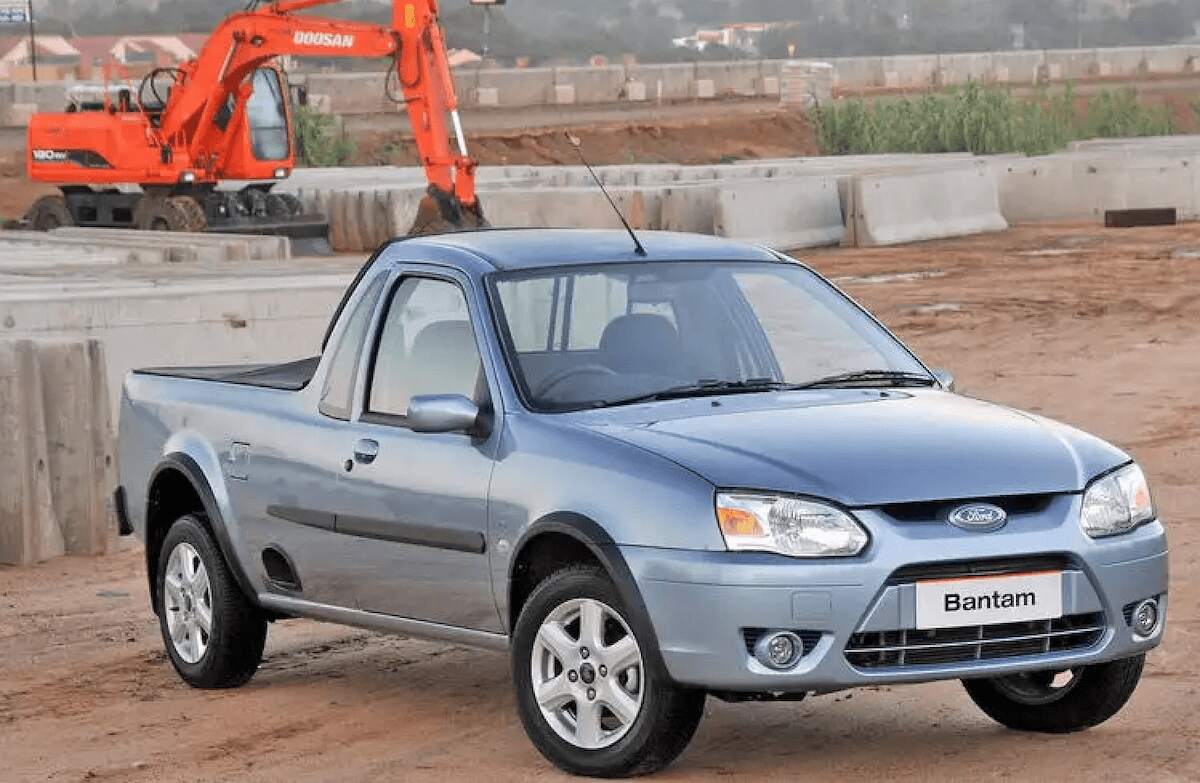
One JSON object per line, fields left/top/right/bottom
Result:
{"left": 565, "top": 131, "right": 647, "bottom": 257}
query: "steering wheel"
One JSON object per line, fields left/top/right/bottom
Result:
{"left": 534, "top": 364, "right": 619, "bottom": 399}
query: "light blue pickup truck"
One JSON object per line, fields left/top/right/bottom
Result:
{"left": 117, "top": 230, "right": 1168, "bottom": 777}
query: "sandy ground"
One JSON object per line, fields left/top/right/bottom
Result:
{"left": 1, "top": 222, "right": 1198, "bottom": 781}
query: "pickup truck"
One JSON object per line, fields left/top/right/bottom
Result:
{"left": 117, "top": 229, "right": 1168, "bottom": 777}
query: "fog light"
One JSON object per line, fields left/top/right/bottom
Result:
{"left": 754, "top": 631, "right": 804, "bottom": 670}
{"left": 274, "top": 167, "right": 289, "bottom": 179}
{"left": 1132, "top": 599, "right": 1160, "bottom": 637}
{"left": 179, "top": 171, "right": 196, "bottom": 184}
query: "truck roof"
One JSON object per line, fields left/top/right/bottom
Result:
{"left": 402, "top": 229, "right": 783, "bottom": 272}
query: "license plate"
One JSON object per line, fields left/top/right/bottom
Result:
{"left": 915, "top": 571, "right": 1063, "bottom": 630}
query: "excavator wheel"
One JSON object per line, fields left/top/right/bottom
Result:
{"left": 265, "top": 192, "right": 303, "bottom": 219}
{"left": 407, "top": 185, "right": 488, "bottom": 237}
{"left": 25, "top": 195, "right": 74, "bottom": 231}
{"left": 134, "top": 195, "right": 208, "bottom": 232}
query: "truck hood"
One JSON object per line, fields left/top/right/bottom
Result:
{"left": 580, "top": 390, "right": 1129, "bottom": 506}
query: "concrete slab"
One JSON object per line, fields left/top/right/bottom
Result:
{"left": 0, "top": 339, "right": 63, "bottom": 566}
{"left": 714, "top": 177, "right": 845, "bottom": 249}
{"left": 852, "top": 166, "right": 1007, "bottom": 246}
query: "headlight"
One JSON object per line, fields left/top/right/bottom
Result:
{"left": 1081, "top": 463, "right": 1155, "bottom": 538}
{"left": 716, "top": 493, "right": 868, "bottom": 557}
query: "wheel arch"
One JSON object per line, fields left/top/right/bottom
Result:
{"left": 507, "top": 512, "right": 670, "bottom": 680}
{"left": 145, "top": 453, "right": 258, "bottom": 615}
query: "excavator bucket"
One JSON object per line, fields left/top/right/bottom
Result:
{"left": 407, "top": 186, "right": 488, "bottom": 237}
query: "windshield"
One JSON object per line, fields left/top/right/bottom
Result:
{"left": 247, "top": 69, "right": 289, "bottom": 162}
{"left": 490, "top": 261, "right": 930, "bottom": 412}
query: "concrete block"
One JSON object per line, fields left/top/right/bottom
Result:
{"left": 852, "top": 166, "right": 1007, "bottom": 247}
{"left": 760, "top": 76, "right": 781, "bottom": 97}
{"left": 626, "top": 64, "right": 695, "bottom": 101}
{"left": 0, "top": 340, "right": 62, "bottom": 566}
{"left": 476, "top": 87, "right": 500, "bottom": 107}
{"left": 695, "top": 79, "right": 716, "bottom": 100}
{"left": 555, "top": 65, "right": 624, "bottom": 104}
{"left": 477, "top": 67, "right": 554, "bottom": 108}
{"left": 36, "top": 339, "right": 116, "bottom": 556}
{"left": 553, "top": 83, "right": 577, "bottom": 106}
{"left": 625, "top": 81, "right": 648, "bottom": 102}
{"left": 309, "top": 94, "right": 333, "bottom": 115}
{"left": 1, "top": 102, "right": 36, "bottom": 127}
{"left": 482, "top": 187, "right": 651, "bottom": 231}
{"left": 661, "top": 185, "right": 719, "bottom": 235}
{"left": 714, "top": 177, "right": 845, "bottom": 249}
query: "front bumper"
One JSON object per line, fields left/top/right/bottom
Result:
{"left": 623, "top": 497, "right": 1168, "bottom": 692}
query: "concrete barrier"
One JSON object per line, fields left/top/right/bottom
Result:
{"left": 0, "top": 339, "right": 61, "bottom": 566}
{"left": 850, "top": 166, "right": 1007, "bottom": 246}
{"left": 713, "top": 177, "right": 845, "bottom": 249}
{"left": 0, "top": 338, "right": 115, "bottom": 565}
{"left": 994, "top": 153, "right": 1198, "bottom": 223}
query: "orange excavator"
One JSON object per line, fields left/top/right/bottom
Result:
{"left": 22, "top": 0, "right": 485, "bottom": 250}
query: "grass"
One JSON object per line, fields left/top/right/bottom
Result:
{"left": 293, "top": 105, "right": 356, "bottom": 168}
{"left": 814, "top": 83, "right": 1176, "bottom": 157}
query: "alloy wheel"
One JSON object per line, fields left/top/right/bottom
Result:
{"left": 163, "top": 542, "right": 213, "bottom": 664}
{"left": 531, "top": 597, "right": 645, "bottom": 750}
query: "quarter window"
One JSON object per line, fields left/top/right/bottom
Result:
{"left": 319, "top": 273, "right": 386, "bottom": 420}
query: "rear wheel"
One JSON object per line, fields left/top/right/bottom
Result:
{"left": 512, "top": 565, "right": 705, "bottom": 777}
{"left": 156, "top": 514, "right": 267, "bottom": 689}
{"left": 266, "top": 192, "right": 303, "bottom": 218}
{"left": 25, "top": 194, "right": 74, "bottom": 230}
{"left": 133, "top": 195, "right": 207, "bottom": 232}
{"left": 962, "top": 655, "right": 1145, "bottom": 733}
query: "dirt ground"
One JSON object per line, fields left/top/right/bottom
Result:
{"left": 1, "top": 221, "right": 1196, "bottom": 781}
{"left": 353, "top": 107, "right": 820, "bottom": 167}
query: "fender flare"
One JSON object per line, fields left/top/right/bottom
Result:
{"left": 507, "top": 512, "right": 671, "bottom": 680}
{"left": 147, "top": 453, "right": 259, "bottom": 610}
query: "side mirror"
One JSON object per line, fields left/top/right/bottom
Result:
{"left": 407, "top": 394, "right": 484, "bottom": 435}
{"left": 931, "top": 369, "right": 956, "bottom": 392}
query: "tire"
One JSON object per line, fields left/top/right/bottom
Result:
{"left": 266, "top": 192, "right": 303, "bottom": 218}
{"left": 133, "top": 195, "right": 207, "bottom": 232}
{"left": 962, "top": 655, "right": 1145, "bottom": 734}
{"left": 167, "top": 196, "right": 208, "bottom": 232}
{"left": 156, "top": 514, "right": 267, "bottom": 689}
{"left": 25, "top": 194, "right": 73, "bottom": 231}
{"left": 511, "top": 564, "right": 705, "bottom": 778}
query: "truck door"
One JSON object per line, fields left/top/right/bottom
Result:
{"left": 334, "top": 268, "right": 502, "bottom": 632}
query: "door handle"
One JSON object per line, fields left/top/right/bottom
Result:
{"left": 353, "top": 439, "right": 380, "bottom": 465}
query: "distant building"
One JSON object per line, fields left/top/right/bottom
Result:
{"left": 672, "top": 22, "right": 787, "bottom": 56}
{"left": 0, "top": 35, "right": 79, "bottom": 79}
{"left": 0, "top": 33, "right": 209, "bottom": 81}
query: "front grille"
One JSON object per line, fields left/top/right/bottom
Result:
{"left": 878, "top": 493, "right": 1057, "bottom": 523}
{"left": 845, "top": 612, "right": 1106, "bottom": 670}
{"left": 889, "top": 555, "right": 1073, "bottom": 584}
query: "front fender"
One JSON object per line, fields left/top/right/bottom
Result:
{"left": 505, "top": 512, "right": 671, "bottom": 680}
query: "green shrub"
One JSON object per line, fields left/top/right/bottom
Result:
{"left": 814, "top": 83, "right": 1173, "bottom": 157}
{"left": 293, "top": 105, "right": 356, "bottom": 167}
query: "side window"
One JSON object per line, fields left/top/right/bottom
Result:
{"left": 367, "top": 277, "right": 484, "bottom": 418}
{"left": 319, "top": 274, "right": 386, "bottom": 420}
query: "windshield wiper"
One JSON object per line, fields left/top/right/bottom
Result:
{"left": 796, "top": 369, "right": 937, "bottom": 390}
{"left": 595, "top": 378, "right": 800, "bottom": 409}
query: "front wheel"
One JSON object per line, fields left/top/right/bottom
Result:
{"left": 962, "top": 655, "right": 1145, "bottom": 734}
{"left": 156, "top": 514, "right": 267, "bottom": 689}
{"left": 511, "top": 565, "right": 705, "bottom": 778}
